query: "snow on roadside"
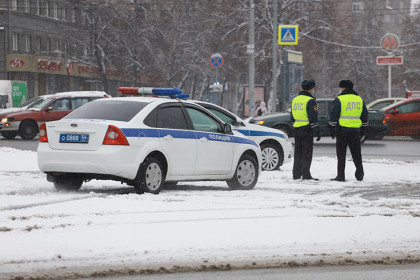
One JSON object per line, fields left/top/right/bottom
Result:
{"left": 0, "top": 148, "right": 420, "bottom": 279}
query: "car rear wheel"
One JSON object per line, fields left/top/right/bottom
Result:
{"left": 227, "top": 154, "right": 258, "bottom": 190}
{"left": 53, "top": 175, "right": 83, "bottom": 192}
{"left": 19, "top": 120, "right": 38, "bottom": 140}
{"left": 134, "top": 157, "right": 164, "bottom": 194}
{"left": 260, "top": 143, "right": 283, "bottom": 171}
{"left": 1, "top": 131, "right": 18, "bottom": 140}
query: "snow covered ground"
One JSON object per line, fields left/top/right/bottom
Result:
{"left": 0, "top": 147, "right": 420, "bottom": 279}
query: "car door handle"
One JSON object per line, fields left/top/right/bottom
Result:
{"left": 163, "top": 135, "right": 174, "bottom": 140}
{"left": 200, "top": 137, "right": 208, "bottom": 142}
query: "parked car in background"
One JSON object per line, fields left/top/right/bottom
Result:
{"left": 249, "top": 98, "right": 388, "bottom": 143}
{"left": 0, "top": 95, "right": 51, "bottom": 114}
{"left": 367, "top": 97, "right": 406, "bottom": 111}
{"left": 193, "top": 101, "right": 292, "bottom": 171}
{"left": 383, "top": 97, "right": 420, "bottom": 139}
{"left": 37, "top": 88, "right": 262, "bottom": 194}
{"left": 0, "top": 91, "right": 110, "bottom": 140}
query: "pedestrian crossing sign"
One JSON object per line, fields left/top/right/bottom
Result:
{"left": 278, "top": 25, "right": 299, "bottom": 45}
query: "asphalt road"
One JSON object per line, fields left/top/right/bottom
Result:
{"left": 1, "top": 135, "right": 419, "bottom": 162}
{"left": 82, "top": 264, "right": 420, "bottom": 280}
{"left": 2, "top": 136, "right": 419, "bottom": 280}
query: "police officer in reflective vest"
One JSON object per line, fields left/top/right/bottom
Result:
{"left": 328, "top": 80, "right": 368, "bottom": 182}
{"left": 291, "top": 79, "right": 321, "bottom": 180}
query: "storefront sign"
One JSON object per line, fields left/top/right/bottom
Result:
{"left": 7, "top": 54, "right": 125, "bottom": 81}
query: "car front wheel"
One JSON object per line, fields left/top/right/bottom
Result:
{"left": 260, "top": 143, "right": 282, "bottom": 171}
{"left": 19, "top": 120, "right": 38, "bottom": 140}
{"left": 1, "top": 131, "right": 18, "bottom": 140}
{"left": 134, "top": 157, "right": 164, "bottom": 194}
{"left": 227, "top": 154, "right": 258, "bottom": 190}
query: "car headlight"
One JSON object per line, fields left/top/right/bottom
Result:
{"left": 1, "top": 117, "right": 14, "bottom": 123}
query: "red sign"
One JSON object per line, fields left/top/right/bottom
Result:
{"left": 9, "top": 58, "right": 25, "bottom": 68}
{"left": 376, "top": 56, "right": 403, "bottom": 65}
{"left": 67, "top": 62, "right": 74, "bottom": 75}
{"left": 37, "top": 59, "right": 62, "bottom": 71}
{"left": 380, "top": 34, "right": 400, "bottom": 51}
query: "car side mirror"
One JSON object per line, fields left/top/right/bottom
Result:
{"left": 391, "top": 109, "right": 399, "bottom": 114}
{"left": 224, "top": 124, "right": 232, "bottom": 134}
{"left": 45, "top": 106, "right": 53, "bottom": 112}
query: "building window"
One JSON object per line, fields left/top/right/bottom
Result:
{"left": 24, "top": 0, "right": 30, "bottom": 13}
{"left": 37, "top": 36, "right": 42, "bottom": 53}
{"left": 39, "top": 0, "right": 48, "bottom": 16}
{"left": 52, "top": 2, "right": 58, "bottom": 19}
{"left": 47, "top": 38, "right": 52, "bottom": 52}
{"left": 352, "top": 2, "right": 364, "bottom": 12}
{"left": 12, "top": 33, "right": 19, "bottom": 51}
{"left": 40, "top": 0, "right": 48, "bottom": 16}
{"left": 62, "top": 5, "right": 66, "bottom": 20}
{"left": 24, "top": 34, "right": 30, "bottom": 52}
{"left": 35, "top": 0, "right": 40, "bottom": 15}
{"left": 12, "top": 0, "right": 17, "bottom": 10}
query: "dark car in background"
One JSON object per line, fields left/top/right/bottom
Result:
{"left": 249, "top": 98, "right": 388, "bottom": 143}
{"left": 383, "top": 97, "right": 420, "bottom": 140}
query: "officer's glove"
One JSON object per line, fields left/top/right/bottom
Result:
{"left": 314, "top": 126, "right": 321, "bottom": 142}
{"left": 360, "top": 126, "right": 367, "bottom": 137}
{"left": 329, "top": 126, "right": 336, "bottom": 140}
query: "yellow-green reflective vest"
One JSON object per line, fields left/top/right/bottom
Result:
{"left": 292, "top": 95, "right": 313, "bottom": 128}
{"left": 338, "top": 94, "right": 363, "bottom": 128}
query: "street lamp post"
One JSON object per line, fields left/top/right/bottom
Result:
{"left": 248, "top": 0, "right": 255, "bottom": 117}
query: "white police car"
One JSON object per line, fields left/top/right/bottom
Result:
{"left": 193, "top": 101, "right": 292, "bottom": 171}
{"left": 37, "top": 88, "right": 262, "bottom": 194}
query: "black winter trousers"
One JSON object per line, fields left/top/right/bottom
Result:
{"left": 336, "top": 129, "right": 364, "bottom": 181}
{"left": 293, "top": 126, "right": 314, "bottom": 179}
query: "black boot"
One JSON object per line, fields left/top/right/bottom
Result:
{"left": 330, "top": 177, "right": 345, "bottom": 182}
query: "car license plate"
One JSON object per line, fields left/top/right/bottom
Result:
{"left": 59, "top": 134, "right": 89, "bottom": 143}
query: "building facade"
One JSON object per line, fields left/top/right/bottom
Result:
{"left": 0, "top": 0, "right": 127, "bottom": 99}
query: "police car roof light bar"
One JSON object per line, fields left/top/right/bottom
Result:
{"left": 118, "top": 87, "right": 183, "bottom": 97}
{"left": 175, "top": 94, "right": 190, "bottom": 100}
{"left": 118, "top": 87, "right": 139, "bottom": 95}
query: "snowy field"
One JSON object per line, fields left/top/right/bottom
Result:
{"left": 0, "top": 147, "right": 420, "bottom": 279}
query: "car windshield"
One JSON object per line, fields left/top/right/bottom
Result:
{"left": 29, "top": 97, "right": 54, "bottom": 110}
{"left": 64, "top": 100, "right": 149, "bottom": 122}
{"left": 370, "top": 101, "right": 394, "bottom": 110}
{"left": 17, "top": 97, "right": 42, "bottom": 108}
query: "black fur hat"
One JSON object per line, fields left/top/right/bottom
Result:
{"left": 301, "top": 79, "right": 316, "bottom": 91}
{"left": 339, "top": 80, "right": 354, "bottom": 89}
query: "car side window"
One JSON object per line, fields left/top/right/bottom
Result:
{"left": 71, "top": 98, "right": 90, "bottom": 109}
{"left": 144, "top": 107, "right": 158, "bottom": 127}
{"left": 51, "top": 98, "right": 70, "bottom": 111}
{"left": 207, "top": 108, "right": 236, "bottom": 125}
{"left": 414, "top": 102, "right": 420, "bottom": 113}
{"left": 185, "top": 107, "right": 222, "bottom": 133}
{"left": 157, "top": 105, "right": 189, "bottom": 129}
{"left": 396, "top": 102, "right": 415, "bottom": 114}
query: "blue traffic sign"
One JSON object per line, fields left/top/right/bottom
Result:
{"left": 278, "top": 25, "right": 299, "bottom": 45}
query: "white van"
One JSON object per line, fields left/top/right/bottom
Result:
{"left": 0, "top": 80, "right": 28, "bottom": 109}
